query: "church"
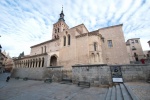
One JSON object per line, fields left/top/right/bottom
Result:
{"left": 14, "top": 8, "right": 130, "bottom": 69}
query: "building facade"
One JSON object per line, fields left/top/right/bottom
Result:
{"left": 0, "top": 45, "right": 7, "bottom": 73}
{"left": 13, "top": 9, "right": 130, "bottom": 69}
{"left": 126, "top": 38, "right": 145, "bottom": 62}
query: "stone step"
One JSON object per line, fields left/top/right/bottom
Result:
{"left": 120, "top": 83, "right": 132, "bottom": 100}
{"left": 105, "top": 87, "right": 112, "bottom": 100}
{"left": 111, "top": 86, "right": 116, "bottom": 100}
{"left": 124, "top": 83, "right": 140, "bottom": 100}
{"left": 116, "top": 85, "right": 123, "bottom": 100}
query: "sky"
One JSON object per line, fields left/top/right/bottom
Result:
{"left": 0, "top": 0, "right": 150, "bottom": 57}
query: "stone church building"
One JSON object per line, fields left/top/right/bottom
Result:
{"left": 14, "top": 9, "right": 130, "bottom": 69}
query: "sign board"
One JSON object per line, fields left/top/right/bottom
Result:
{"left": 112, "top": 78, "right": 123, "bottom": 82}
{"left": 110, "top": 66, "right": 123, "bottom": 82}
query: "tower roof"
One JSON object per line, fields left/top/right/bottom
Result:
{"left": 58, "top": 6, "right": 65, "bottom": 22}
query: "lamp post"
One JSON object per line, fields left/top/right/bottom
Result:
{"left": 0, "top": 35, "right": 1, "bottom": 53}
{"left": 0, "top": 36, "right": 2, "bottom": 73}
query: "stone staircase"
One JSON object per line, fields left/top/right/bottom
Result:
{"left": 105, "top": 83, "right": 139, "bottom": 100}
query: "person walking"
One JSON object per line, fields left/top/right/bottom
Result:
{"left": 6, "top": 76, "right": 10, "bottom": 82}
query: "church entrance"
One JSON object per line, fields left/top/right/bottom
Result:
{"left": 50, "top": 55, "right": 57, "bottom": 66}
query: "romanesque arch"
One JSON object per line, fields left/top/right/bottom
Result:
{"left": 50, "top": 55, "right": 57, "bottom": 66}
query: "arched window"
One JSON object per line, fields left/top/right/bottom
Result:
{"left": 30, "top": 60, "right": 32, "bottom": 68}
{"left": 64, "top": 36, "right": 66, "bottom": 46}
{"left": 94, "top": 42, "right": 97, "bottom": 51}
{"left": 35, "top": 59, "right": 37, "bottom": 67}
{"left": 55, "top": 35, "right": 57, "bottom": 39}
{"left": 91, "top": 53, "right": 95, "bottom": 63}
{"left": 33, "top": 59, "right": 35, "bottom": 67}
{"left": 44, "top": 46, "right": 46, "bottom": 53}
{"left": 55, "top": 29, "right": 57, "bottom": 33}
{"left": 68, "top": 34, "right": 71, "bottom": 45}
{"left": 39, "top": 58, "right": 41, "bottom": 67}
{"left": 41, "top": 47, "right": 43, "bottom": 54}
{"left": 42, "top": 58, "right": 44, "bottom": 67}
{"left": 28, "top": 60, "right": 29, "bottom": 68}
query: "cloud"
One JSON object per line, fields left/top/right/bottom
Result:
{"left": 0, "top": 0, "right": 150, "bottom": 57}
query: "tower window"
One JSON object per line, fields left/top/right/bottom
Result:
{"left": 64, "top": 36, "right": 66, "bottom": 46}
{"left": 58, "top": 28, "right": 59, "bottom": 33}
{"left": 68, "top": 34, "right": 71, "bottom": 45}
{"left": 108, "top": 40, "right": 113, "bottom": 47}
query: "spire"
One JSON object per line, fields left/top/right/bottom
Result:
{"left": 58, "top": 6, "right": 65, "bottom": 22}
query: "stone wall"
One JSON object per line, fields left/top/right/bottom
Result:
{"left": 72, "top": 64, "right": 150, "bottom": 86}
{"left": 120, "top": 64, "right": 150, "bottom": 82}
{"left": 11, "top": 63, "right": 150, "bottom": 86}
{"left": 72, "top": 64, "right": 112, "bottom": 86}
{"left": 11, "top": 66, "right": 63, "bottom": 81}
{"left": 43, "top": 66, "right": 63, "bottom": 82}
{"left": 11, "top": 67, "right": 46, "bottom": 80}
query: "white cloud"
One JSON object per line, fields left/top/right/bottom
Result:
{"left": 0, "top": 0, "right": 150, "bottom": 57}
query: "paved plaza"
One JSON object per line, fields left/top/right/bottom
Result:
{"left": 126, "top": 82, "right": 150, "bottom": 100}
{"left": 0, "top": 73, "right": 107, "bottom": 100}
{"left": 1, "top": 73, "right": 150, "bottom": 100}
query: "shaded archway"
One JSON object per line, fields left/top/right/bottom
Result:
{"left": 134, "top": 53, "right": 138, "bottom": 61}
{"left": 50, "top": 55, "right": 57, "bottom": 66}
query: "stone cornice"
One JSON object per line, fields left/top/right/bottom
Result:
{"left": 30, "top": 39, "right": 59, "bottom": 48}
{"left": 72, "top": 64, "right": 107, "bottom": 67}
{"left": 99, "top": 24, "right": 123, "bottom": 30}
{"left": 76, "top": 33, "right": 88, "bottom": 38}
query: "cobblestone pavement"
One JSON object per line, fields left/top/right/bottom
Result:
{"left": 126, "top": 81, "right": 150, "bottom": 100}
{"left": 0, "top": 73, "right": 107, "bottom": 100}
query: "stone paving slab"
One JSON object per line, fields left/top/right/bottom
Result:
{"left": 0, "top": 74, "right": 108, "bottom": 100}
{"left": 126, "top": 81, "right": 150, "bottom": 100}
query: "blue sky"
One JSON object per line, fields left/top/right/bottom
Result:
{"left": 0, "top": 0, "right": 150, "bottom": 57}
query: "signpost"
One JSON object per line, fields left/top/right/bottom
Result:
{"left": 110, "top": 66, "right": 123, "bottom": 82}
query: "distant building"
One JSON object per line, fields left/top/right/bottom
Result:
{"left": 13, "top": 8, "right": 130, "bottom": 69}
{"left": 126, "top": 38, "right": 145, "bottom": 62}
{"left": 143, "top": 40, "right": 150, "bottom": 60}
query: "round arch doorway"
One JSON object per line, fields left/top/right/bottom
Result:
{"left": 50, "top": 55, "right": 57, "bottom": 66}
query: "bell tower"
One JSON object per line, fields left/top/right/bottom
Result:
{"left": 52, "top": 6, "right": 69, "bottom": 39}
